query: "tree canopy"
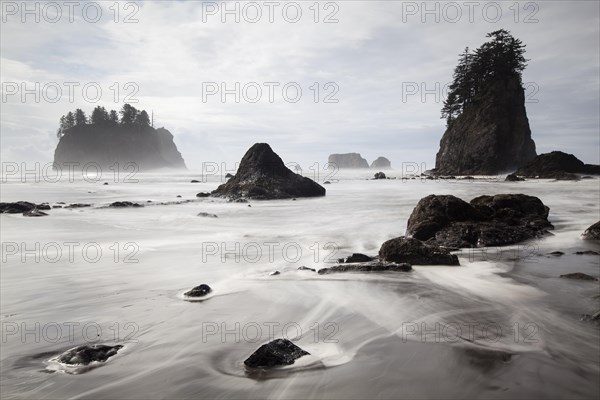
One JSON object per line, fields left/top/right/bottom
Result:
{"left": 57, "top": 104, "right": 152, "bottom": 137}
{"left": 441, "top": 29, "right": 528, "bottom": 126}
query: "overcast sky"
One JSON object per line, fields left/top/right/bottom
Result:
{"left": 1, "top": 0, "right": 599, "bottom": 170}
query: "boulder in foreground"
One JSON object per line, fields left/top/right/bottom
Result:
{"left": 379, "top": 237, "right": 459, "bottom": 265}
{"left": 406, "top": 194, "right": 553, "bottom": 247}
{"left": 212, "top": 143, "right": 325, "bottom": 200}
{"left": 244, "top": 339, "right": 309, "bottom": 368}
{"left": 57, "top": 344, "right": 123, "bottom": 365}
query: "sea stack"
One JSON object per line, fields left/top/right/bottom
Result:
{"left": 370, "top": 157, "right": 392, "bottom": 169}
{"left": 328, "top": 153, "right": 369, "bottom": 169}
{"left": 434, "top": 30, "right": 537, "bottom": 175}
{"left": 211, "top": 143, "right": 325, "bottom": 200}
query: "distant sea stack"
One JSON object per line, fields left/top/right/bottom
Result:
{"left": 435, "top": 30, "right": 536, "bottom": 175}
{"left": 53, "top": 104, "right": 186, "bottom": 170}
{"left": 328, "top": 153, "right": 369, "bottom": 169}
{"left": 212, "top": 143, "right": 325, "bottom": 200}
{"left": 370, "top": 157, "right": 392, "bottom": 169}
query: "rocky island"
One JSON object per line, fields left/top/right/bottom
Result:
{"left": 53, "top": 104, "right": 186, "bottom": 171}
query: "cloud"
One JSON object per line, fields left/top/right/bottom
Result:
{"left": 1, "top": 0, "right": 598, "bottom": 169}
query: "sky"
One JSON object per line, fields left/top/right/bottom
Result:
{"left": 1, "top": 0, "right": 599, "bottom": 171}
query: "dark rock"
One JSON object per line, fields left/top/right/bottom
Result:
{"left": 338, "top": 253, "right": 375, "bottom": 263}
{"left": 379, "top": 237, "right": 459, "bottom": 265}
{"left": 196, "top": 192, "right": 211, "bottom": 198}
{"left": 323, "top": 181, "right": 331, "bottom": 184}
{"left": 109, "top": 201, "right": 143, "bottom": 208}
{"left": 37, "top": 203, "right": 51, "bottom": 210}
{"left": 581, "top": 311, "right": 600, "bottom": 322}
{"left": 64, "top": 203, "right": 92, "bottom": 209}
{"left": 103, "top": 182, "right": 109, "bottom": 185}
{"left": 53, "top": 123, "right": 186, "bottom": 171}
{"left": 23, "top": 210, "right": 49, "bottom": 217}
{"left": 225, "top": 173, "right": 234, "bottom": 179}
{"left": 57, "top": 344, "right": 123, "bottom": 365}
{"left": 52, "top": 205, "right": 62, "bottom": 209}
{"left": 191, "top": 180, "right": 200, "bottom": 183}
{"left": 184, "top": 284, "right": 212, "bottom": 297}
{"left": 176, "top": 195, "right": 182, "bottom": 198}
{"left": 244, "top": 338, "right": 309, "bottom": 368}
{"left": 0, "top": 201, "right": 37, "bottom": 214}
{"left": 515, "top": 151, "right": 600, "bottom": 178}
{"left": 370, "top": 157, "right": 392, "bottom": 169}
{"left": 269, "top": 271, "right": 280, "bottom": 276}
{"left": 327, "top": 153, "right": 369, "bottom": 169}
{"left": 505, "top": 174, "right": 524, "bottom": 182}
{"left": 582, "top": 221, "right": 600, "bottom": 240}
{"left": 435, "top": 77, "right": 537, "bottom": 175}
{"left": 318, "top": 262, "right": 412, "bottom": 274}
{"left": 406, "top": 194, "right": 552, "bottom": 247}
{"left": 574, "top": 250, "right": 599, "bottom": 255}
{"left": 560, "top": 273, "right": 598, "bottom": 281}
{"left": 212, "top": 143, "right": 325, "bottom": 200}
{"left": 298, "top": 266, "right": 316, "bottom": 272}
{"left": 549, "top": 251, "right": 565, "bottom": 256}
{"left": 197, "top": 212, "right": 218, "bottom": 218}
{"left": 373, "top": 172, "right": 386, "bottom": 180}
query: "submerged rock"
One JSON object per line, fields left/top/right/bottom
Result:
{"left": 184, "top": 284, "right": 212, "bottom": 297}
{"left": 379, "top": 237, "right": 459, "bottom": 265}
{"left": 370, "top": 156, "right": 392, "bottom": 169}
{"left": 582, "top": 221, "right": 600, "bottom": 240}
{"left": 406, "top": 194, "right": 552, "bottom": 248}
{"left": 548, "top": 251, "right": 565, "bottom": 256}
{"left": 197, "top": 212, "right": 218, "bottom": 218}
{"left": 327, "top": 153, "right": 369, "bottom": 169}
{"left": 191, "top": 180, "right": 200, "bottom": 183}
{"left": 64, "top": 203, "right": 92, "bottom": 209}
{"left": 338, "top": 253, "right": 375, "bottom": 263}
{"left": 581, "top": 311, "right": 600, "bottom": 322}
{"left": 23, "top": 210, "right": 48, "bottom": 217}
{"left": 560, "top": 273, "right": 598, "bottom": 281}
{"left": 244, "top": 339, "right": 309, "bottom": 368}
{"left": 196, "top": 192, "right": 211, "bottom": 198}
{"left": 574, "top": 250, "right": 600, "bottom": 255}
{"left": 505, "top": 174, "right": 524, "bottom": 182}
{"left": 297, "top": 266, "right": 316, "bottom": 272}
{"left": 56, "top": 344, "right": 123, "bottom": 365}
{"left": 514, "top": 151, "right": 600, "bottom": 179}
{"left": 318, "top": 261, "right": 412, "bottom": 274}
{"left": 269, "top": 271, "right": 280, "bottom": 276}
{"left": 109, "top": 201, "right": 143, "bottom": 208}
{"left": 212, "top": 143, "right": 325, "bottom": 200}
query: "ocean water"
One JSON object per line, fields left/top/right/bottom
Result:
{"left": 1, "top": 170, "right": 599, "bottom": 399}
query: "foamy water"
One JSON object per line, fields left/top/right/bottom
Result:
{"left": 1, "top": 170, "right": 599, "bottom": 399}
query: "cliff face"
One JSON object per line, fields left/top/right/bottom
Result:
{"left": 435, "top": 77, "right": 536, "bottom": 175}
{"left": 328, "top": 153, "right": 369, "bottom": 169}
{"left": 53, "top": 124, "right": 186, "bottom": 170}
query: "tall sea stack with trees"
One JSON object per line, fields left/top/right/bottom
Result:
{"left": 435, "top": 30, "right": 537, "bottom": 175}
{"left": 53, "top": 104, "right": 186, "bottom": 170}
